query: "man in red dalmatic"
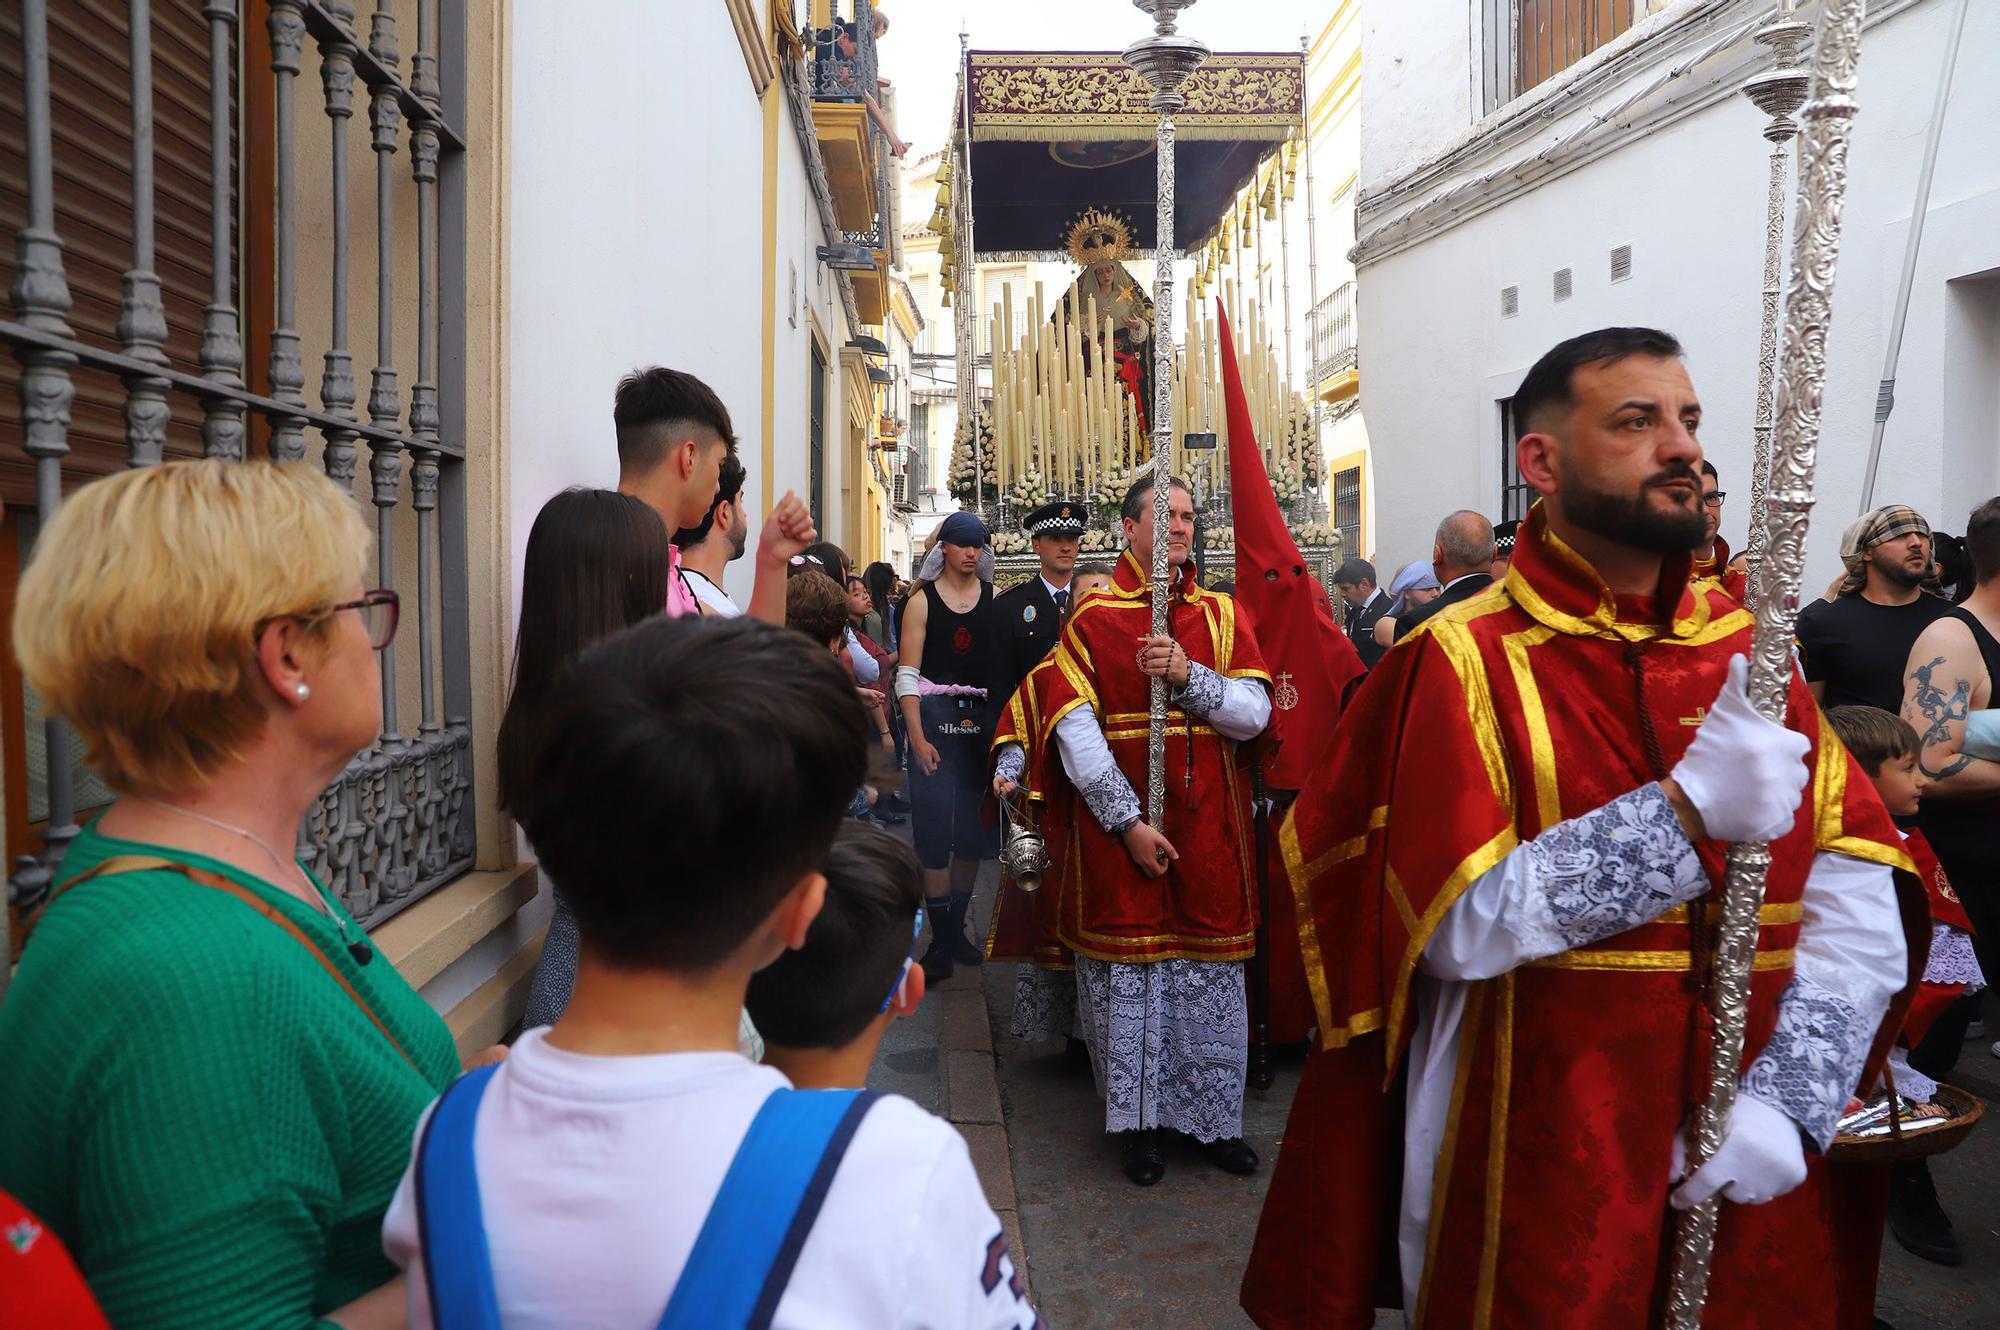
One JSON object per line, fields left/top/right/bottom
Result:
{"left": 993, "top": 473, "right": 1274, "bottom": 1186}
{"left": 1240, "top": 328, "right": 1920, "bottom": 1328}
{"left": 1694, "top": 458, "right": 1749, "bottom": 602}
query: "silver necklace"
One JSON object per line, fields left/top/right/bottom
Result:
{"left": 138, "top": 798, "right": 374, "bottom": 965}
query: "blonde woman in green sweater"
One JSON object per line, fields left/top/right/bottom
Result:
{"left": 0, "top": 461, "right": 464, "bottom": 1328}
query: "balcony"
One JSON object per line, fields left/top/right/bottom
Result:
{"left": 1311, "top": 281, "right": 1358, "bottom": 403}
{"left": 808, "top": 5, "right": 887, "bottom": 246}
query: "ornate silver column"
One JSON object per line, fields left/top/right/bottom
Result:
{"left": 1737, "top": 10, "right": 1810, "bottom": 611}
{"left": 1124, "top": 0, "right": 1207, "bottom": 829}
{"left": 1666, "top": 2, "right": 1870, "bottom": 1323}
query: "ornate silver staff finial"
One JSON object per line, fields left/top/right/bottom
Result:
{"left": 1737, "top": 12, "right": 1812, "bottom": 610}
{"left": 1124, "top": 0, "right": 1208, "bottom": 829}
{"left": 1667, "top": 1, "right": 1871, "bottom": 1324}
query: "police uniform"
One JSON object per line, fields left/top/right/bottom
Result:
{"left": 993, "top": 501, "right": 1090, "bottom": 701}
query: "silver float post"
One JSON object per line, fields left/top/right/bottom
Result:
{"left": 1666, "top": 2, "right": 1870, "bottom": 1323}
{"left": 1124, "top": 0, "right": 1207, "bottom": 829}
{"left": 1738, "top": 8, "right": 1810, "bottom": 611}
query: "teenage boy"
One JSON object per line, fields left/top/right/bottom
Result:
{"left": 746, "top": 822, "right": 928, "bottom": 1090}
{"left": 613, "top": 366, "right": 815, "bottom": 625}
{"left": 384, "top": 618, "right": 1034, "bottom": 1329}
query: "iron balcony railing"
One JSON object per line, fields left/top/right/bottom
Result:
{"left": 1311, "top": 280, "right": 1358, "bottom": 387}
{"left": 3, "top": 0, "right": 477, "bottom": 929}
{"left": 807, "top": 1, "right": 887, "bottom": 253}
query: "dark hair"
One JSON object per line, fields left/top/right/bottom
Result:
{"left": 1119, "top": 473, "right": 1192, "bottom": 524}
{"left": 1699, "top": 459, "right": 1718, "bottom": 482}
{"left": 862, "top": 561, "right": 898, "bottom": 623}
{"left": 786, "top": 570, "right": 849, "bottom": 649}
{"left": 1825, "top": 705, "right": 1919, "bottom": 774}
{"left": 744, "top": 822, "right": 924, "bottom": 1049}
{"left": 1512, "top": 328, "right": 1684, "bottom": 437}
{"left": 1968, "top": 496, "right": 2000, "bottom": 585}
{"left": 498, "top": 490, "right": 669, "bottom": 816}
{"left": 1074, "top": 562, "right": 1113, "bottom": 579}
{"left": 1333, "top": 557, "right": 1377, "bottom": 589}
{"left": 516, "top": 617, "right": 868, "bottom": 970}
{"left": 613, "top": 366, "right": 737, "bottom": 476}
{"left": 673, "top": 453, "right": 747, "bottom": 548}
{"left": 804, "top": 540, "right": 851, "bottom": 581}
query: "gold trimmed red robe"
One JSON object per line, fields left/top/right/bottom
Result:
{"left": 986, "top": 648, "right": 1076, "bottom": 972}
{"left": 1242, "top": 505, "right": 1916, "bottom": 1329}
{"left": 1010, "top": 548, "right": 1272, "bottom": 964}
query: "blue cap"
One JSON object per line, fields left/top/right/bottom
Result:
{"left": 938, "top": 511, "right": 990, "bottom": 547}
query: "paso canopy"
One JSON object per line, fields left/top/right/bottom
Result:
{"left": 952, "top": 49, "right": 1304, "bottom": 259}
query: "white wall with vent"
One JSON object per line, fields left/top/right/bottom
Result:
{"left": 1354, "top": 0, "right": 2000, "bottom": 589}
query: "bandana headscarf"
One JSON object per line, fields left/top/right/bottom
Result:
{"left": 1837, "top": 505, "right": 1931, "bottom": 596}
{"left": 1385, "top": 559, "right": 1442, "bottom": 616}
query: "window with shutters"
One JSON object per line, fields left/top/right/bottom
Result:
{"left": 1333, "top": 466, "right": 1361, "bottom": 564}
{"left": 1483, "top": 0, "right": 1647, "bottom": 110}
{"left": 2, "top": 0, "right": 479, "bottom": 937}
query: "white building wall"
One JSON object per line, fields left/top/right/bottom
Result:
{"left": 508, "top": 0, "right": 855, "bottom": 613}
{"left": 1357, "top": 0, "right": 2000, "bottom": 589}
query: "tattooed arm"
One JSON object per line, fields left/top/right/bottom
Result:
{"left": 1901, "top": 617, "right": 2000, "bottom": 797}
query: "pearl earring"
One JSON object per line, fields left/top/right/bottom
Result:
{"left": 295, "top": 684, "right": 311, "bottom": 701}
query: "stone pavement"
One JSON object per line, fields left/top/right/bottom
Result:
{"left": 864, "top": 849, "right": 2000, "bottom": 1328}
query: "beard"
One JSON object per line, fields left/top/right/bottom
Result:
{"left": 1559, "top": 458, "right": 1706, "bottom": 555}
{"left": 1875, "top": 552, "right": 1928, "bottom": 589}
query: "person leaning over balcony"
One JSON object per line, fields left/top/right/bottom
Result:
{"left": 0, "top": 459, "right": 474, "bottom": 1330}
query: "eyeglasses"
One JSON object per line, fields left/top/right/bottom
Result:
{"left": 316, "top": 589, "right": 400, "bottom": 650}
{"left": 1702, "top": 491, "right": 1727, "bottom": 508}
{"left": 877, "top": 907, "right": 927, "bottom": 1015}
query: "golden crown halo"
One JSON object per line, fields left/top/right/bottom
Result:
{"left": 1064, "top": 208, "right": 1133, "bottom": 269}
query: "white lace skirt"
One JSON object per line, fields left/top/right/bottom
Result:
{"left": 1073, "top": 956, "right": 1248, "bottom": 1142}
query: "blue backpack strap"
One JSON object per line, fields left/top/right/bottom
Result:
{"left": 659, "top": 1087, "right": 883, "bottom": 1330}
{"left": 414, "top": 1063, "right": 505, "bottom": 1330}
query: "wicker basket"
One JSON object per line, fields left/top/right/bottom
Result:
{"left": 1830, "top": 1084, "right": 1984, "bottom": 1163}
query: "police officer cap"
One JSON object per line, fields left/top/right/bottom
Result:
{"left": 1023, "top": 500, "right": 1089, "bottom": 537}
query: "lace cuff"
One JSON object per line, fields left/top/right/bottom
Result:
{"left": 1742, "top": 971, "right": 1874, "bottom": 1152}
{"left": 1079, "top": 766, "right": 1141, "bottom": 833}
{"left": 995, "top": 744, "right": 1026, "bottom": 784}
{"left": 1511, "top": 783, "right": 1706, "bottom": 956}
{"left": 1171, "top": 661, "right": 1226, "bottom": 719}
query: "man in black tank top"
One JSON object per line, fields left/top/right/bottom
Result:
{"left": 1903, "top": 498, "right": 2000, "bottom": 976}
{"left": 895, "top": 511, "right": 1003, "bottom": 982}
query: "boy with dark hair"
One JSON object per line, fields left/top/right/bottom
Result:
{"left": 747, "top": 823, "right": 929, "bottom": 1090}
{"left": 383, "top": 618, "right": 1033, "bottom": 1328}
{"left": 613, "top": 365, "right": 813, "bottom": 625}
{"left": 673, "top": 452, "right": 750, "bottom": 617}
{"left": 1823, "top": 704, "right": 1983, "bottom": 1276}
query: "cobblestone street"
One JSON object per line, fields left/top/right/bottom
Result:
{"left": 869, "top": 863, "right": 2000, "bottom": 1329}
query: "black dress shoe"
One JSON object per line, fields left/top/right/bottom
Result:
{"left": 1120, "top": 1130, "right": 1166, "bottom": 1186}
{"left": 1202, "top": 1136, "right": 1260, "bottom": 1175}
{"left": 1887, "top": 1159, "right": 1962, "bottom": 1266}
{"left": 919, "top": 936, "right": 954, "bottom": 985}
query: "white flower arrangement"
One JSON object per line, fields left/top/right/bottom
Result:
{"left": 948, "top": 414, "right": 999, "bottom": 505}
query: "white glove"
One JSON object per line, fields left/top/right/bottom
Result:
{"left": 1668, "top": 655, "right": 1811, "bottom": 843}
{"left": 1668, "top": 1091, "right": 1807, "bottom": 1210}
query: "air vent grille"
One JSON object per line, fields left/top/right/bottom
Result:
{"left": 1501, "top": 285, "right": 1520, "bottom": 318}
{"left": 1610, "top": 244, "right": 1633, "bottom": 283}
{"left": 1553, "top": 267, "right": 1573, "bottom": 302}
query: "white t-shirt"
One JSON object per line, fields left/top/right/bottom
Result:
{"left": 383, "top": 1029, "right": 1035, "bottom": 1330}
{"left": 682, "top": 568, "right": 743, "bottom": 618}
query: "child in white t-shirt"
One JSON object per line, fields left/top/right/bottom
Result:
{"left": 382, "top": 618, "right": 1036, "bottom": 1330}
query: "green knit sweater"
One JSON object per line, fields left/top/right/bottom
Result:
{"left": 0, "top": 821, "right": 460, "bottom": 1327}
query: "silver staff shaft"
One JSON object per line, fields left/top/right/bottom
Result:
{"left": 1738, "top": 14, "right": 1811, "bottom": 611}
{"left": 1666, "top": 2, "right": 1870, "bottom": 1324}
{"left": 1125, "top": 0, "right": 1207, "bottom": 830}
